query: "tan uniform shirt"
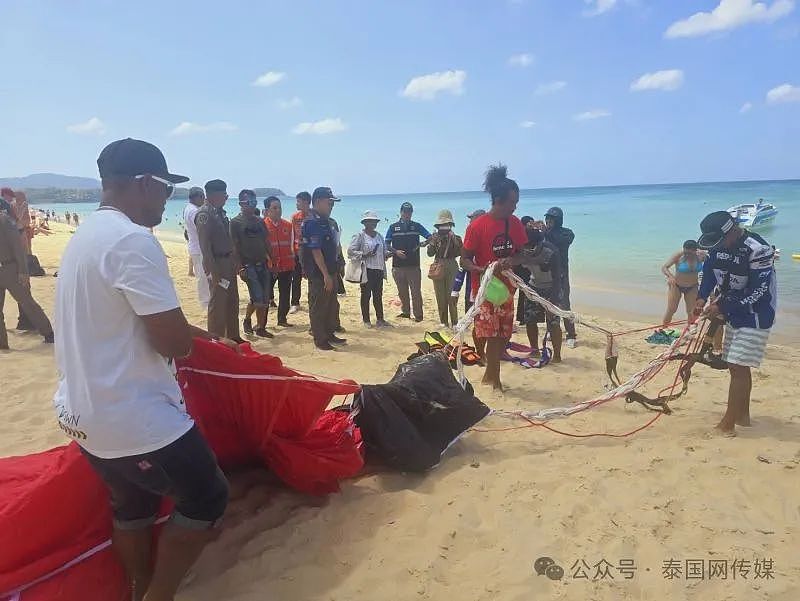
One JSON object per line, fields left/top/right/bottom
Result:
{"left": 195, "top": 204, "right": 234, "bottom": 279}
{"left": 0, "top": 213, "right": 27, "bottom": 274}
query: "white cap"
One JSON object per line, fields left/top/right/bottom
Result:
{"left": 361, "top": 210, "right": 380, "bottom": 223}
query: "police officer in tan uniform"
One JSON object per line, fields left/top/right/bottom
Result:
{"left": 195, "top": 179, "right": 242, "bottom": 341}
{"left": 0, "top": 211, "right": 54, "bottom": 349}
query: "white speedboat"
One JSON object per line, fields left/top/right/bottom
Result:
{"left": 727, "top": 198, "right": 778, "bottom": 228}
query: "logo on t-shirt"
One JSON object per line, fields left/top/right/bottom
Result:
{"left": 491, "top": 232, "right": 514, "bottom": 258}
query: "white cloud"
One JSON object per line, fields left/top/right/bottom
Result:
{"left": 252, "top": 71, "right": 286, "bottom": 87}
{"left": 276, "top": 97, "right": 302, "bottom": 110}
{"left": 508, "top": 53, "right": 534, "bottom": 67}
{"left": 740, "top": 101, "right": 754, "bottom": 113}
{"left": 766, "top": 83, "right": 800, "bottom": 103}
{"left": 583, "top": 0, "right": 618, "bottom": 17}
{"left": 401, "top": 70, "right": 466, "bottom": 100}
{"left": 169, "top": 121, "right": 238, "bottom": 136}
{"left": 573, "top": 109, "right": 612, "bottom": 121}
{"left": 292, "top": 118, "right": 348, "bottom": 135}
{"left": 520, "top": 120, "right": 536, "bottom": 128}
{"left": 665, "top": 0, "right": 794, "bottom": 38}
{"left": 630, "top": 69, "right": 685, "bottom": 92}
{"left": 535, "top": 80, "right": 567, "bottom": 95}
{"left": 66, "top": 117, "right": 106, "bottom": 135}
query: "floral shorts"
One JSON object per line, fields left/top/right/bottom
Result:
{"left": 474, "top": 297, "right": 515, "bottom": 340}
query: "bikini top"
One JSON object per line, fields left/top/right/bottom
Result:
{"left": 676, "top": 258, "right": 703, "bottom": 273}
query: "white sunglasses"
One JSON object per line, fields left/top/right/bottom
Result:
{"left": 134, "top": 174, "right": 174, "bottom": 199}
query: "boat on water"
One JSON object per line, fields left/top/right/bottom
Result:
{"left": 727, "top": 198, "right": 778, "bottom": 228}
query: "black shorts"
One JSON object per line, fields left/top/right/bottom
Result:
{"left": 523, "top": 288, "right": 561, "bottom": 327}
{"left": 81, "top": 425, "right": 229, "bottom": 530}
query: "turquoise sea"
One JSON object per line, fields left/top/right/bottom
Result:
{"left": 46, "top": 179, "right": 800, "bottom": 330}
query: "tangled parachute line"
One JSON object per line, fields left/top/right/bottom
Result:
{"left": 449, "top": 262, "right": 704, "bottom": 431}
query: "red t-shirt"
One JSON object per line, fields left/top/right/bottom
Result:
{"left": 463, "top": 213, "right": 528, "bottom": 296}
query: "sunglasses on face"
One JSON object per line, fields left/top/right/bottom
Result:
{"left": 135, "top": 174, "right": 174, "bottom": 199}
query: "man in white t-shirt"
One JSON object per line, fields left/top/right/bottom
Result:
{"left": 53, "top": 138, "right": 232, "bottom": 601}
{"left": 183, "top": 186, "right": 209, "bottom": 310}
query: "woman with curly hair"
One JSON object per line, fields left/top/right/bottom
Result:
{"left": 461, "top": 165, "right": 528, "bottom": 391}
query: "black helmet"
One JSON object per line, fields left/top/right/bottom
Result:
{"left": 545, "top": 206, "right": 563, "bottom": 227}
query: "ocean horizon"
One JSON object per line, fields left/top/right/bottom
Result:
{"left": 42, "top": 178, "right": 800, "bottom": 326}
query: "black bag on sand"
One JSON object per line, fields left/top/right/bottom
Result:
{"left": 26, "top": 254, "right": 46, "bottom": 277}
{"left": 353, "top": 353, "right": 490, "bottom": 472}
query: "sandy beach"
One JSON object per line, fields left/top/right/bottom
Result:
{"left": 3, "top": 222, "right": 799, "bottom": 600}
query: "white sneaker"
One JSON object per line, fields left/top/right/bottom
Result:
{"left": 289, "top": 305, "right": 300, "bottom": 314}
{"left": 439, "top": 323, "right": 448, "bottom": 330}
{"left": 566, "top": 339, "right": 577, "bottom": 349}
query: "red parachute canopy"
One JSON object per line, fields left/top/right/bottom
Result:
{"left": 0, "top": 339, "right": 363, "bottom": 601}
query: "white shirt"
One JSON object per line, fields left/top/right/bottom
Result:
{"left": 348, "top": 231, "right": 387, "bottom": 272}
{"left": 53, "top": 208, "right": 193, "bottom": 458}
{"left": 183, "top": 202, "right": 201, "bottom": 256}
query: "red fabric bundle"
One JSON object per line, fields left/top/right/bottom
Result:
{"left": 1, "top": 339, "right": 363, "bottom": 600}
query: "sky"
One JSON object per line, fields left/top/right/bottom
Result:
{"left": 1, "top": 0, "right": 798, "bottom": 194}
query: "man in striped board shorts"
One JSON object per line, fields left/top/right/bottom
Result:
{"left": 695, "top": 211, "right": 777, "bottom": 437}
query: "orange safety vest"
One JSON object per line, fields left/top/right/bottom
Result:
{"left": 291, "top": 210, "right": 306, "bottom": 254}
{"left": 265, "top": 217, "right": 295, "bottom": 272}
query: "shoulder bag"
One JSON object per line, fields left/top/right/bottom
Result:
{"left": 428, "top": 234, "right": 453, "bottom": 280}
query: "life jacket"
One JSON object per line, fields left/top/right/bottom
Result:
{"left": 265, "top": 217, "right": 295, "bottom": 272}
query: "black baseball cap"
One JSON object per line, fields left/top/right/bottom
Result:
{"left": 400, "top": 202, "right": 413, "bottom": 212}
{"left": 312, "top": 186, "right": 340, "bottom": 202}
{"left": 698, "top": 211, "right": 736, "bottom": 249}
{"left": 97, "top": 138, "right": 189, "bottom": 183}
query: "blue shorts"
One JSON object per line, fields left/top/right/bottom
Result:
{"left": 243, "top": 262, "right": 271, "bottom": 306}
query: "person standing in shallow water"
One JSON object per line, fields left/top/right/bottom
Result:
{"left": 462, "top": 164, "right": 528, "bottom": 391}
{"left": 661, "top": 239, "right": 706, "bottom": 325}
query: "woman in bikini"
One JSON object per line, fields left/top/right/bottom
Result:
{"left": 661, "top": 239, "right": 707, "bottom": 326}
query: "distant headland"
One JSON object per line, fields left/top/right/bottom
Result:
{"left": 0, "top": 173, "right": 285, "bottom": 204}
